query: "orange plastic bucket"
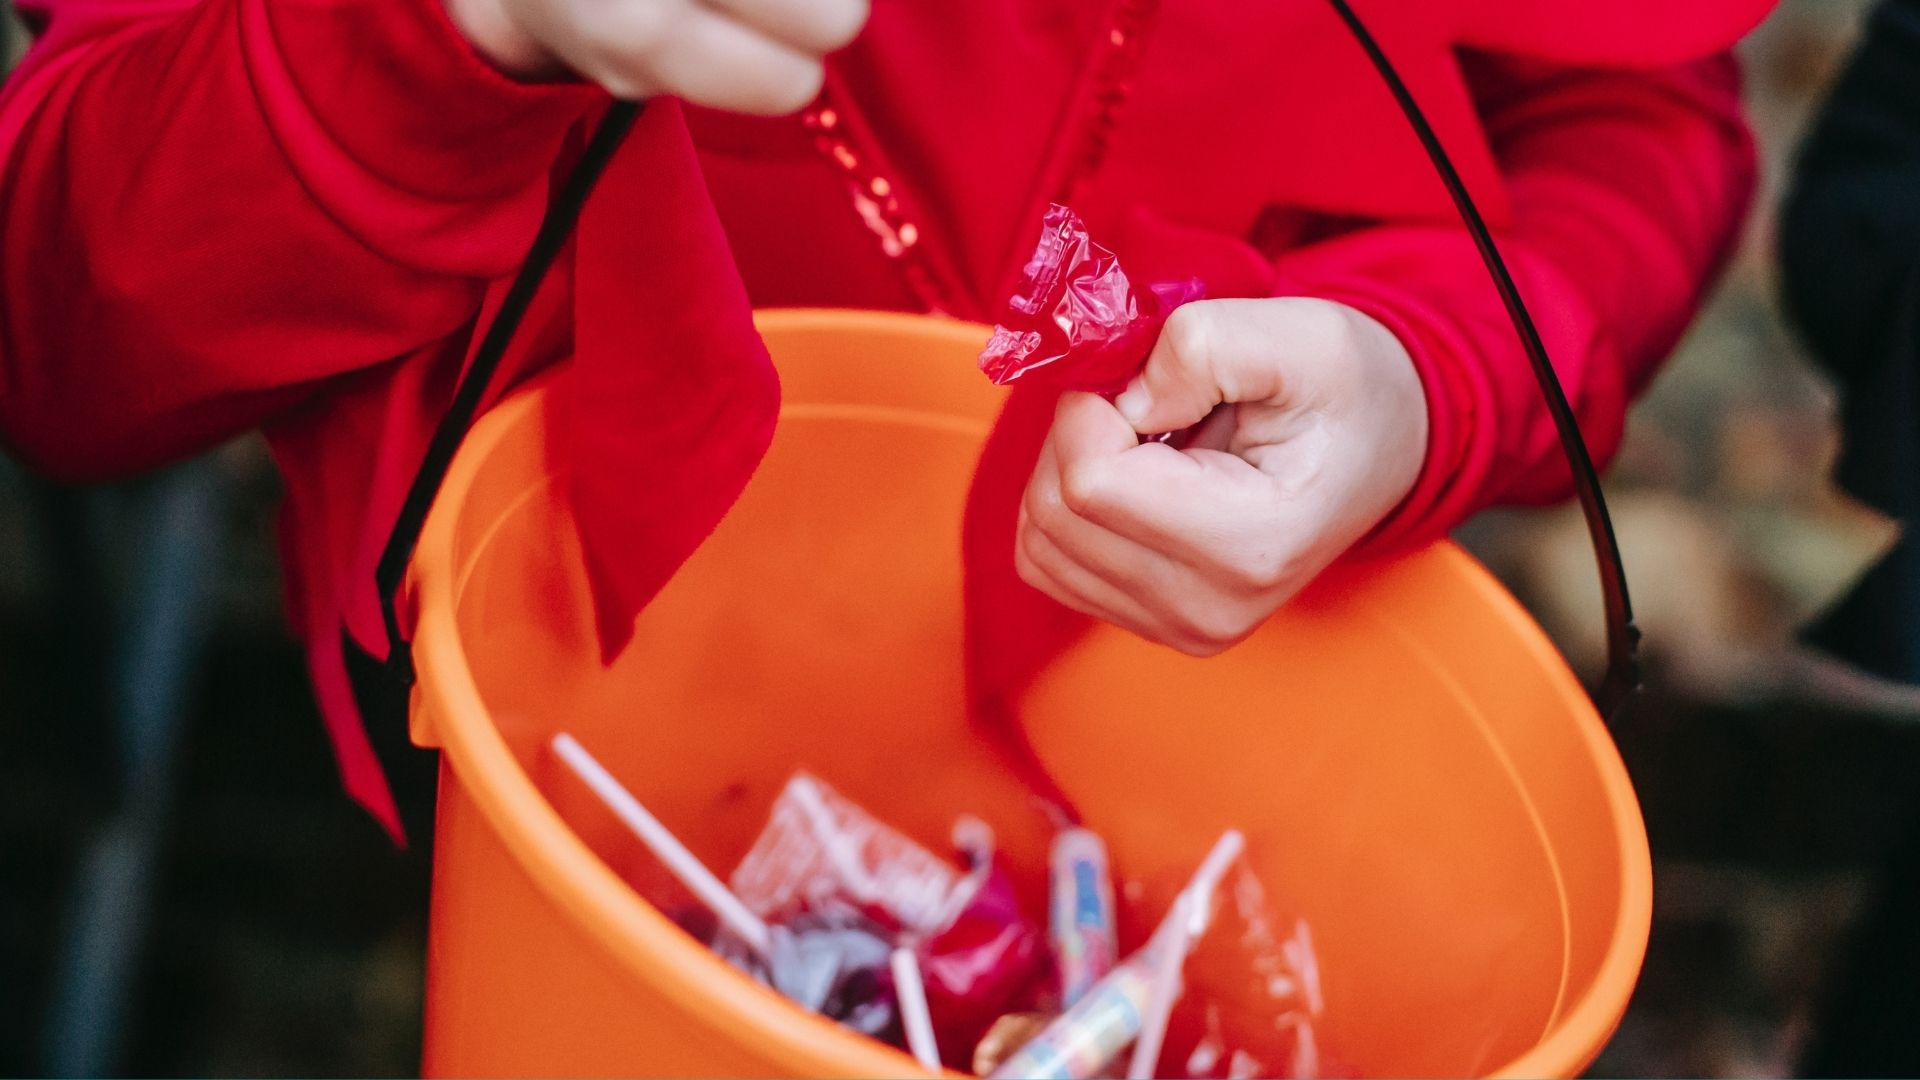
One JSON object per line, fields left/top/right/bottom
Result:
{"left": 405, "top": 309, "right": 1651, "bottom": 1078}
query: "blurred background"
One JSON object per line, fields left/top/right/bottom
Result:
{"left": 1, "top": 1, "right": 1914, "bottom": 1075}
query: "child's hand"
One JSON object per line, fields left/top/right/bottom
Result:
{"left": 1014, "top": 298, "right": 1429, "bottom": 656}
{"left": 446, "top": 0, "right": 868, "bottom": 114}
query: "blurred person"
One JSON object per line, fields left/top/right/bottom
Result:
{"left": 1, "top": 0, "right": 1765, "bottom": 842}
{"left": 1781, "top": 0, "right": 1920, "bottom": 1072}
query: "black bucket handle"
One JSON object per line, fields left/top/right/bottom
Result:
{"left": 376, "top": 0, "right": 1640, "bottom": 721}
{"left": 372, "top": 100, "right": 643, "bottom": 687}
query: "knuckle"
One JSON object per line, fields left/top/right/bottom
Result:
{"left": 1235, "top": 548, "right": 1289, "bottom": 592}
{"left": 757, "top": 58, "right": 825, "bottom": 114}
{"left": 1014, "top": 541, "right": 1044, "bottom": 590}
{"left": 597, "top": 0, "right": 681, "bottom": 53}
{"left": 1026, "top": 479, "right": 1069, "bottom": 533}
{"left": 1312, "top": 299, "right": 1374, "bottom": 367}
{"left": 1159, "top": 305, "right": 1212, "bottom": 371}
{"left": 815, "top": 0, "right": 870, "bottom": 49}
{"left": 1016, "top": 519, "right": 1057, "bottom": 576}
{"left": 1058, "top": 461, "right": 1108, "bottom": 518}
{"left": 1174, "top": 604, "right": 1254, "bottom": 655}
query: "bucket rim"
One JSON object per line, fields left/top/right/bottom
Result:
{"left": 409, "top": 307, "right": 1651, "bottom": 1079}
{"left": 1427, "top": 543, "right": 1653, "bottom": 1078}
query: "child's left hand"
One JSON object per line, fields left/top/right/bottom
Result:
{"left": 1014, "top": 297, "right": 1429, "bottom": 656}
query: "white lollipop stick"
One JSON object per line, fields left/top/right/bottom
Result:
{"left": 891, "top": 947, "right": 942, "bottom": 1073}
{"left": 551, "top": 732, "right": 772, "bottom": 958}
{"left": 1127, "top": 830, "right": 1247, "bottom": 1080}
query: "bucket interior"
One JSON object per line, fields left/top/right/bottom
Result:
{"left": 426, "top": 310, "right": 1645, "bottom": 1078}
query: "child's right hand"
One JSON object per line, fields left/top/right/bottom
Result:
{"left": 445, "top": 0, "right": 869, "bottom": 114}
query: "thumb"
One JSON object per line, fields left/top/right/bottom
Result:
{"left": 1051, "top": 390, "right": 1143, "bottom": 475}
{"left": 1113, "top": 304, "right": 1223, "bottom": 435}
{"left": 1115, "top": 299, "right": 1307, "bottom": 435}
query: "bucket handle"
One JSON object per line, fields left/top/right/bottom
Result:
{"left": 375, "top": 0, "right": 1640, "bottom": 722}
{"left": 372, "top": 99, "right": 644, "bottom": 688}
{"left": 1320, "top": 0, "right": 1640, "bottom": 720}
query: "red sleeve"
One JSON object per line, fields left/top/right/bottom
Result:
{"left": 0, "top": 0, "right": 600, "bottom": 480}
{"left": 1271, "top": 51, "right": 1756, "bottom": 549}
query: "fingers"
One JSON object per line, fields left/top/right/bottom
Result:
{"left": 1013, "top": 298, "right": 1429, "bottom": 658}
{"left": 639, "top": 2, "right": 826, "bottom": 111}
{"left": 1021, "top": 401, "right": 1300, "bottom": 655}
{"left": 1114, "top": 304, "right": 1229, "bottom": 435}
{"left": 1050, "top": 393, "right": 1305, "bottom": 583}
{"left": 522, "top": 0, "right": 869, "bottom": 113}
{"left": 698, "top": 0, "right": 867, "bottom": 54}
{"left": 1113, "top": 298, "right": 1345, "bottom": 435}
{"left": 1014, "top": 507, "right": 1163, "bottom": 642}
{"left": 571, "top": 0, "right": 818, "bottom": 110}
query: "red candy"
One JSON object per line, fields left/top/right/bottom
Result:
{"left": 979, "top": 203, "right": 1202, "bottom": 395}
{"left": 918, "top": 862, "right": 1049, "bottom": 1064}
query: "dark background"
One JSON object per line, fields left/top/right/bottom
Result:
{"left": 4, "top": 2, "right": 1917, "bottom": 1075}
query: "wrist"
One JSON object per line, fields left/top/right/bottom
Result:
{"left": 1311, "top": 295, "right": 1463, "bottom": 553}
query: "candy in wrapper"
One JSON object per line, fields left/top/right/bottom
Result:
{"left": 1163, "top": 862, "right": 1337, "bottom": 1078}
{"left": 1050, "top": 827, "right": 1118, "bottom": 1008}
{"left": 991, "top": 832, "right": 1241, "bottom": 1080}
{"left": 919, "top": 859, "right": 1049, "bottom": 1058}
{"left": 986, "top": 933, "right": 1166, "bottom": 1080}
{"left": 973, "top": 1012, "right": 1055, "bottom": 1076}
{"left": 730, "top": 772, "right": 974, "bottom": 935}
{"left": 979, "top": 203, "right": 1203, "bottom": 395}
{"left": 715, "top": 907, "right": 900, "bottom": 1039}
{"left": 728, "top": 773, "right": 1047, "bottom": 1063}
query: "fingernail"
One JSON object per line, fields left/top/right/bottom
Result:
{"left": 1114, "top": 385, "right": 1150, "bottom": 426}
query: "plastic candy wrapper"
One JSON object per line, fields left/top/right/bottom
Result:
{"left": 979, "top": 203, "right": 1203, "bottom": 395}
{"left": 987, "top": 938, "right": 1164, "bottom": 1079}
{"left": 973, "top": 1012, "right": 1053, "bottom": 1075}
{"left": 989, "top": 831, "right": 1244, "bottom": 1080}
{"left": 1160, "top": 861, "right": 1347, "bottom": 1079}
{"left": 556, "top": 742, "right": 1345, "bottom": 1078}
{"left": 1050, "top": 827, "right": 1118, "bottom": 1007}
{"left": 729, "top": 773, "right": 1047, "bottom": 1064}
{"left": 920, "top": 858, "right": 1049, "bottom": 1059}
{"left": 715, "top": 908, "right": 900, "bottom": 1039}
{"left": 731, "top": 772, "right": 980, "bottom": 935}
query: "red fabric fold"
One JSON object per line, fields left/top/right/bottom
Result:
{"left": 568, "top": 104, "right": 781, "bottom": 659}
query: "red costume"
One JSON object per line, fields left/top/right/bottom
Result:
{"left": 0, "top": 0, "right": 1767, "bottom": 835}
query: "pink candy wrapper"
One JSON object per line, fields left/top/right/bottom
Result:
{"left": 728, "top": 773, "right": 1046, "bottom": 1066}
{"left": 979, "top": 203, "right": 1203, "bottom": 395}
{"left": 920, "top": 861, "right": 1049, "bottom": 1061}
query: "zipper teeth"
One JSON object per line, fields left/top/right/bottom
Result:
{"left": 1060, "top": 0, "right": 1161, "bottom": 207}
{"left": 809, "top": 1, "right": 1162, "bottom": 316}
{"left": 800, "top": 102, "right": 949, "bottom": 315}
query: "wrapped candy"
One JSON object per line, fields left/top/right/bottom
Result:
{"left": 715, "top": 908, "right": 900, "bottom": 1039}
{"left": 729, "top": 773, "right": 1047, "bottom": 1063}
{"left": 919, "top": 859, "right": 1049, "bottom": 1058}
{"left": 979, "top": 203, "right": 1203, "bottom": 395}
{"left": 1050, "top": 827, "right": 1118, "bottom": 1008}
{"left": 730, "top": 772, "right": 976, "bottom": 935}
{"left": 1165, "top": 861, "right": 1340, "bottom": 1079}
{"left": 988, "top": 832, "right": 1244, "bottom": 1080}
{"left": 555, "top": 744, "right": 1342, "bottom": 1076}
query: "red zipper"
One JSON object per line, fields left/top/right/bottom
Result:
{"left": 798, "top": 87, "right": 957, "bottom": 315}
{"left": 807, "top": 0, "right": 1164, "bottom": 318}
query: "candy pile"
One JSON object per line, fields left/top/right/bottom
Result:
{"left": 551, "top": 733, "right": 1331, "bottom": 1079}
